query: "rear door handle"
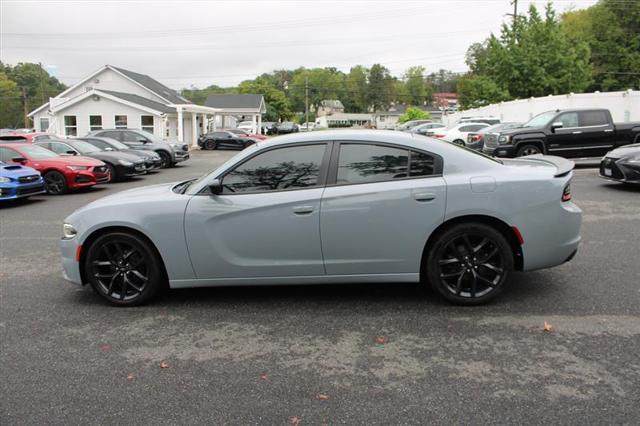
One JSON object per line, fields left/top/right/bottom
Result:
{"left": 292, "top": 205, "right": 314, "bottom": 215}
{"left": 572, "top": 131, "right": 582, "bottom": 134}
{"left": 413, "top": 192, "right": 436, "bottom": 202}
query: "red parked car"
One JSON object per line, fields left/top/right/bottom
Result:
{"left": 0, "top": 143, "right": 110, "bottom": 195}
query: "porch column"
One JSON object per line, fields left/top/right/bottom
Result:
{"left": 201, "top": 113, "right": 207, "bottom": 135}
{"left": 212, "top": 114, "right": 218, "bottom": 131}
{"left": 191, "top": 112, "right": 198, "bottom": 148}
{"left": 251, "top": 114, "right": 257, "bottom": 134}
{"left": 177, "top": 106, "right": 184, "bottom": 143}
{"left": 257, "top": 114, "right": 262, "bottom": 134}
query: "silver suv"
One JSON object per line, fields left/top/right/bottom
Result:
{"left": 86, "top": 129, "right": 189, "bottom": 168}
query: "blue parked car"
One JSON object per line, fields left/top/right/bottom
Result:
{"left": 0, "top": 160, "right": 46, "bottom": 201}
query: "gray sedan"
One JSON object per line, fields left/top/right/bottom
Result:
{"left": 60, "top": 130, "right": 582, "bottom": 306}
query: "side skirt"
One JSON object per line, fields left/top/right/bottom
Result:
{"left": 169, "top": 273, "right": 420, "bottom": 289}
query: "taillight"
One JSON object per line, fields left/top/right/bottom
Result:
{"left": 562, "top": 183, "right": 572, "bottom": 202}
{"left": 434, "top": 134, "right": 445, "bottom": 138}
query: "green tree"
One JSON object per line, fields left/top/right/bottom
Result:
{"left": 2, "top": 62, "right": 67, "bottom": 117}
{"left": 562, "top": 0, "right": 640, "bottom": 91}
{"left": 462, "top": 3, "right": 592, "bottom": 108}
{"left": 344, "top": 65, "right": 369, "bottom": 112}
{"left": 180, "top": 84, "right": 236, "bottom": 104}
{"left": 457, "top": 75, "right": 510, "bottom": 109}
{"left": 398, "top": 107, "right": 431, "bottom": 124}
{"left": 403, "top": 66, "right": 431, "bottom": 106}
{"left": 367, "top": 64, "right": 394, "bottom": 111}
{"left": 238, "top": 76, "right": 292, "bottom": 121}
{"left": 0, "top": 71, "right": 23, "bottom": 128}
{"left": 290, "top": 68, "right": 345, "bottom": 113}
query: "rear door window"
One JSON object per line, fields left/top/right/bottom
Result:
{"left": 579, "top": 111, "right": 609, "bottom": 127}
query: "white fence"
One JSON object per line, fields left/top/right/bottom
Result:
{"left": 443, "top": 90, "right": 640, "bottom": 126}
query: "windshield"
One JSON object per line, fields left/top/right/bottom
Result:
{"left": 18, "top": 144, "right": 59, "bottom": 159}
{"left": 70, "top": 140, "right": 102, "bottom": 154}
{"left": 107, "top": 139, "right": 130, "bottom": 150}
{"left": 523, "top": 111, "right": 556, "bottom": 128}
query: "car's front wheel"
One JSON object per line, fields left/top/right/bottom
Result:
{"left": 517, "top": 144, "right": 542, "bottom": 157}
{"left": 425, "top": 223, "right": 513, "bottom": 305}
{"left": 44, "top": 170, "right": 68, "bottom": 195}
{"left": 157, "top": 151, "right": 171, "bottom": 168}
{"left": 84, "top": 232, "right": 165, "bottom": 306}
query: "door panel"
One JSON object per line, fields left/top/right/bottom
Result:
{"left": 185, "top": 188, "right": 325, "bottom": 279}
{"left": 320, "top": 178, "right": 446, "bottom": 275}
{"left": 577, "top": 111, "right": 615, "bottom": 157}
{"left": 546, "top": 112, "right": 581, "bottom": 157}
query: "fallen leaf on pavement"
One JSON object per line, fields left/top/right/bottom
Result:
{"left": 260, "top": 373, "right": 268, "bottom": 380}
{"left": 160, "top": 361, "right": 170, "bottom": 368}
{"left": 376, "top": 336, "right": 386, "bottom": 344}
{"left": 543, "top": 322, "right": 554, "bottom": 332}
{"left": 289, "top": 416, "right": 302, "bottom": 425}
{"left": 99, "top": 344, "right": 111, "bottom": 352}
{"left": 127, "top": 373, "right": 134, "bottom": 381}
{"left": 317, "top": 393, "right": 330, "bottom": 400}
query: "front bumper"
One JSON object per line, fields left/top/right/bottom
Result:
{"left": 483, "top": 144, "right": 517, "bottom": 157}
{"left": 118, "top": 162, "right": 147, "bottom": 177}
{"left": 0, "top": 181, "right": 46, "bottom": 200}
{"left": 173, "top": 151, "right": 190, "bottom": 163}
{"left": 599, "top": 157, "right": 640, "bottom": 184}
{"left": 59, "top": 238, "right": 83, "bottom": 285}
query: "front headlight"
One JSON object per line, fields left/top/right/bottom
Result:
{"left": 498, "top": 135, "right": 511, "bottom": 144}
{"left": 66, "top": 165, "right": 88, "bottom": 171}
{"left": 118, "top": 160, "right": 133, "bottom": 166}
{"left": 62, "top": 223, "right": 77, "bottom": 239}
{"left": 0, "top": 177, "right": 11, "bottom": 183}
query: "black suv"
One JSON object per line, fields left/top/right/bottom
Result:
{"left": 87, "top": 129, "right": 189, "bottom": 168}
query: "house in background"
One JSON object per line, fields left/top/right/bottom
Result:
{"left": 374, "top": 104, "right": 443, "bottom": 129}
{"left": 28, "top": 65, "right": 264, "bottom": 147}
{"left": 204, "top": 94, "right": 266, "bottom": 133}
{"left": 316, "top": 100, "right": 345, "bottom": 117}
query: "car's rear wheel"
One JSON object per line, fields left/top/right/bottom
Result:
{"left": 84, "top": 232, "right": 165, "bottom": 306}
{"left": 425, "top": 223, "right": 513, "bottom": 305}
{"left": 157, "top": 151, "right": 171, "bottom": 168}
{"left": 453, "top": 139, "right": 465, "bottom": 145}
{"left": 43, "top": 171, "right": 68, "bottom": 195}
{"left": 517, "top": 144, "right": 542, "bottom": 157}
{"left": 205, "top": 140, "right": 217, "bottom": 150}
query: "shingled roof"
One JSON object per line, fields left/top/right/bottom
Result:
{"left": 111, "top": 66, "right": 191, "bottom": 104}
{"left": 98, "top": 90, "right": 177, "bottom": 113}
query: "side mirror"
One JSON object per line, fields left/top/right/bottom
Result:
{"left": 11, "top": 157, "right": 27, "bottom": 165}
{"left": 138, "top": 138, "right": 148, "bottom": 143}
{"left": 66, "top": 150, "right": 78, "bottom": 156}
{"left": 208, "top": 178, "right": 223, "bottom": 195}
{"left": 551, "top": 122, "right": 563, "bottom": 132}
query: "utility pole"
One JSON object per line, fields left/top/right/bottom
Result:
{"left": 22, "top": 87, "right": 29, "bottom": 128}
{"left": 508, "top": 0, "right": 518, "bottom": 27}
{"left": 304, "top": 75, "right": 309, "bottom": 126}
{"left": 39, "top": 62, "right": 46, "bottom": 105}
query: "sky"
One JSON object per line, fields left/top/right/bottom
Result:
{"left": 1, "top": 0, "right": 599, "bottom": 90}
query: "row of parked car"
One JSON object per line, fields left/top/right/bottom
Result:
{"left": 400, "top": 108, "right": 640, "bottom": 185}
{"left": 0, "top": 128, "right": 191, "bottom": 201}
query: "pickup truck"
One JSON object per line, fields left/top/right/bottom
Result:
{"left": 483, "top": 109, "right": 640, "bottom": 158}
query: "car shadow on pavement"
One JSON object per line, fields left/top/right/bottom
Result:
{"left": 0, "top": 197, "right": 48, "bottom": 209}
{"left": 601, "top": 182, "right": 640, "bottom": 193}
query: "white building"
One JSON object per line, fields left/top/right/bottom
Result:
{"left": 29, "top": 65, "right": 265, "bottom": 147}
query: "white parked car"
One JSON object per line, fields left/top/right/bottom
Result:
{"left": 299, "top": 122, "right": 316, "bottom": 132}
{"left": 237, "top": 121, "right": 255, "bottom": 132}
{"left": 433, "top": 123, "right": 491, "bottom": 145}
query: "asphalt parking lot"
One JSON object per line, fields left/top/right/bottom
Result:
{"left": 1, "top": 150, "right": 639, "bottom": 424}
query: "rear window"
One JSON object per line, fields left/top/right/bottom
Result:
{"left": 579, "top": 111, "right": 609, "bottom": 127}
{"left": 0, "top": 136, "right": 28, "bottom": 143}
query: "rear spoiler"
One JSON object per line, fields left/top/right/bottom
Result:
{"left": 518, "top": 154, "right": 575, "bottom": 177}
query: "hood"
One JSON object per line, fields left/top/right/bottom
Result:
{"left": 498, "top": 127, "right": 540, "bottom": 137}
{"left": 86, "top": 151, "right": 144, "bottom": 164}
{"left": 0, "top": 163, "right": 41, "bottom": 178}
{"left": 606, "top": 143, "right": 640, "bottom": 159}
{"left": 123, "top": 149, "right": 159, "bottom": 159}
{"left": 40, "top": 155, "right": 105, "bottom": 167}
{"left": 75, "top": 181, "right": 181, "bottom": 212}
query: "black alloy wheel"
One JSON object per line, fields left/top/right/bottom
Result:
{"left": 517, "top": 144, "right": 542, "bottom": 157}
{"left": 43, "top": 170, "right": 68, "bottom": 195}
{"left": 426, "top": 223, "right": 513, "bottom": 305}
{"left": 205, "top": 140, "right": 217, "bottom": 150}
{"left": 84, "top": 232, "right": 164, "bottom": 306}
{"left": 157, "top": 151, "right": 171, "bottom": 168}
{"left": 453, "top": 139, "right": 465, "bottom": 146}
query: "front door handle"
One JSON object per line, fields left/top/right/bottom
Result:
{"left": 293, "top": 205, "right": 314, "bottom": 215}
{"left": 413, "top": 192, "right": 436, "bottom": 202}
{"left": 572, "top": 131, "right": 582, "bottom": 134}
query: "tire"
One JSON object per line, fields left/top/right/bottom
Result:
{"left": 424, "top": 222, "right": 513, "bottom": 305}
{"left": 43, "top": 170, "right": 68, "bottom": 195}
{"left": 453, "top": 139, "right": 465, "bottom": 146}
{"left": 84, "top": 232, "right": 165, "bottom": 306}
{"left": 516, "top": 144, "right": 542, "bottom": 157}
{"left": 157, "top": 150, "right": 171, "bottom": 168}
{"left": 204, "top": 139, "right": 217, "bottom": 150}
{"left": 105, "top": 163, "right": 118, "bottom": 182}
